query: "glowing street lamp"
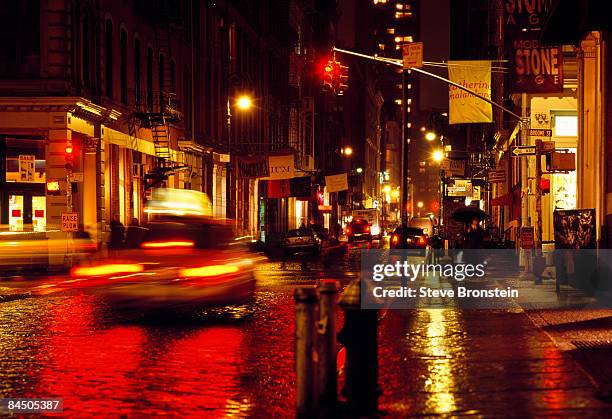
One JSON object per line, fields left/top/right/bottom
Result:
{"left": 417, "top": 201, "right": 424, "bottom": 209}
{"left": 432, "top": 149, "right": 444, "bottom": 163}
{"left": 236, "top": 95, "right": 253, "bottom": 111}
{"left": 356, "top": 167, "right": 363, "bottom": 174}
{"left": 425, "top": 131, "right": 437, "bottom": 141}
{"left": 342, "top": 146, "right": 353, "bottom": 156}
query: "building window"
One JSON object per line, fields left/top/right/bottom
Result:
{"left": 158, "top": 53, "right": 165, "bottom": 93}
{"left": 120, "top": 28, "right": 128, "bottom": 103}
{"left": 146, "top": 46, "right": 154, "bottom": 110}
{"left": 554, "top": 114, "right": 578, "bottom": 137}
{"left": 0, "top": 0, "right": 40, "bottom": 77}
{"left": 105, "top": 19, "right": 113, "bottom": 98}
{"left": 134, "top": 38, "right": 141, "bottom": 106}
{"left": 82, "top": 13, "right": 91, "bottom": 86}
{"left": 170, "top": 59, "right": 176, "bottom": 92}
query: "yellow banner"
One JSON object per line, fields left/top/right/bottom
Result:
{"left": 448, "top": 61, "right": 493, "bottom": 124}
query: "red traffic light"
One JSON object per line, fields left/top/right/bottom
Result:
{"left": 65, "top": 142, "right": 74, "bottom": 170}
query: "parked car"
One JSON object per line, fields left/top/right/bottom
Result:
{"left": 345, "top": 218, "right": 373, "bottom": 242}
{"left": 409, "top": 216, "right": 436, "bottom": 237}
{"left": 390, "top": 226, "right": 428, "bottom": 250}
{"left": 283, "top": 228, "right": 322, "bottom": 255}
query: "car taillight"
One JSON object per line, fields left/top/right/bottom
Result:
{"left": 418, "top": 236, "right": 426, "bottom": 245}
{"left": 141, "top": 241, "right": 195, "bottom": 249}
{"left": 180, "top": 264, "right": 239, "bottom": 278}
{"left": 345, "top": 227, "right": 351, "bottom": 234}
{"left": 71, "top": 263, "right": 143, "bottom": 277}
{"left": 365, "top": 225, "right": 371, "bottom": 233}
{"left": 391, "top": 234, "right": 399, "bottom": 245}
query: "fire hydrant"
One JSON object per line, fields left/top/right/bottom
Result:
{"left": 338, "top": 281, "right": 380, "bottom": 415}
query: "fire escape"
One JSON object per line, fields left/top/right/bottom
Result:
{"left": 133, "top": 1, "right": 186, "bottom": 190}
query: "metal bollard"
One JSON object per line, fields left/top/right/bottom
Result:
{"left": 338, "top": 281, "right": 380, "bottom": 415}
{"left": 317, "top": 280, "right": 339, "bottom": 407}
{"left": 294, "top": 287, "right": 319, "bottom": 417}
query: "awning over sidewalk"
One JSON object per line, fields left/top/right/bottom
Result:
{"left": 492, "top": 192, "right": 513, "bottom": 206}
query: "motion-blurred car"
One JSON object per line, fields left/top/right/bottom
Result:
{"left": 283, "top": 228, "right": 322, "bottom": 255}
{"left": 390, "top": 226, "right": 428, "bottom": 250}
{"left": 345, "top": 219, "right": 372, "bottom": 242}
{"left": 69, "top": 216, "right": 258, "bottom": 312}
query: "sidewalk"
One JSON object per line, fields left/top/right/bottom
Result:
{"left": 377, "top": 307, "right": 610, "bottom": 416}
{"left": 374, "top": 266, "right": 612, "bottom": 416}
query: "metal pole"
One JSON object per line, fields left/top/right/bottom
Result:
{"left": 226, "top": 99, "right": 232, "bottom": 221}
{"left": 401, "top": 68, "right": 409, "bottom": 225}
{"left": 294, "top": 287, "right": 318, "bottom": 416}
{"left": 317, "top": 280, "right": 338, "bottom": 407}
{"left": 520, "top": 94, "right": 531, "bottom": 272}
{"left": 535, "top": 139, "right": 543, "bottom": 252}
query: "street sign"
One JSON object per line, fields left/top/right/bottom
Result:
{"left": 69, "top": 172, "right": 84, "bottom": 182}
{"left": 61, "top": 212, "right": 78, "bottom": 232}
{"left": 520, "top": 226, "right": 535, "bottom": 249}
{"left": 540, "top": 141, "right": 555, "bottom": 153}
{"left": 528, "top": 129, "right": 552, "bottom": 137}
{"left": 440, "top": 158, "right": 466, "bottom": 177}
{"left": 487, "top": 170, "right": 506, "bottom": 183}
{"left": 512, "top": 146, "right": 536, "bottom": 156}
{"left": 402, "top": 42, "right": 423, "bottom": 69}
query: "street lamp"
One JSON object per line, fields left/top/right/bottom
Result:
{"left": 432, "top": 149, "right": 444, "bottom": 163}
{"left": 342, "top": 146, "right": 353, "bottom": 156}
{"left": 356, "top": 167, "right": 363, "bottom": 174}
{"left": 236, "top": 95, "right": 253, "bottom": 111}
{"left": 425, "top": 131, "right": 437, "bottom": 141}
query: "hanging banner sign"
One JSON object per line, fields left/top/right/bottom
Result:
{"left": 266, "top": 155, "right": 295, "bottom": 180}
{"left": 290, "top": 176, "right": 312, "bottom": 199}
{"left": 267, "top": 179, "right": 291, "bottom": 198}
{"left": 447, "top": 179, "right": 473, "bottom": 197}
{"left": 448, "top": 61, "right": 493, "bottom": 124}
{"left": 505, "top": 0, "right": 564, "bottom": 93}
{"left": 237, "top": 155, "right": 269, "bottom": 179}
{"left": 325, "top": 173, "right": 348, "bottom": 193}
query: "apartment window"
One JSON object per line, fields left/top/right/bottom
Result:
{"left": 170, "top": 59, "right": 176, "bottom": 92}
{"left": 82, "top": 13, "right": 91, "bottom": 85}
{"left": 554, "top": 114, "right": 578, "bottom": 137}
{"left": 104, "top": 20, "right": 113, "bottom": 98}
{"left": 0, "top": 0, "right": 41, "bottom": 77}
{"left": 158, "top": 53, "right": 165, "bottom": 93}
{"left": 134, "top": 38, "right": 141, "bottom": 105}
{"left": 146, "top": 46, "right": 153, "bottom": 110}
{"left": 120, "top": 29, "right": 127, "bottom": 103}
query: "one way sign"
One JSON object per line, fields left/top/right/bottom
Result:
{"left": 512, "top": 146, "right": 536, "bottom": 156}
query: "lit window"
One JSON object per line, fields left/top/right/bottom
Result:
{"left": 378, "top": 43, "right": 385, "bottom": 50}
{"left": 386, "top": 28, "right": 395, "bottom": 34}
{"left": 554, "top": 115, "right": 578, "bottom": 137}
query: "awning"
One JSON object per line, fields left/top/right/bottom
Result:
{"left": 492, "top": 192, "right": 513, "bottom": 207}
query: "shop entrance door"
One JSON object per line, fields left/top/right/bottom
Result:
{"left": 8, "top": 194, "right": 46, "bottom": 232}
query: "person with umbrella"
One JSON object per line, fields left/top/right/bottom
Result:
{"left": 451, "top": 206, "right": 487, "bottom": 263}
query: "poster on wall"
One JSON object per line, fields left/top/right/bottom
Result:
{"left": 325, "top": 173, "right": 348, "bottom": 192}
{"left": 19, "top": 155, "right": 35, "bottom": 182}
{"left": 448, "top": 60, "right": 493, "bottom": 124}
{"left": 553, "top": 209, "right": 596, "bottom": 249}
{"left": 505, "top": 0, "right": 564, "bottom": 93}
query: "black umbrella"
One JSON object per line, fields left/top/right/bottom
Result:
{"left": 451, "top": 206, "right": 488, "bottom": 223}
